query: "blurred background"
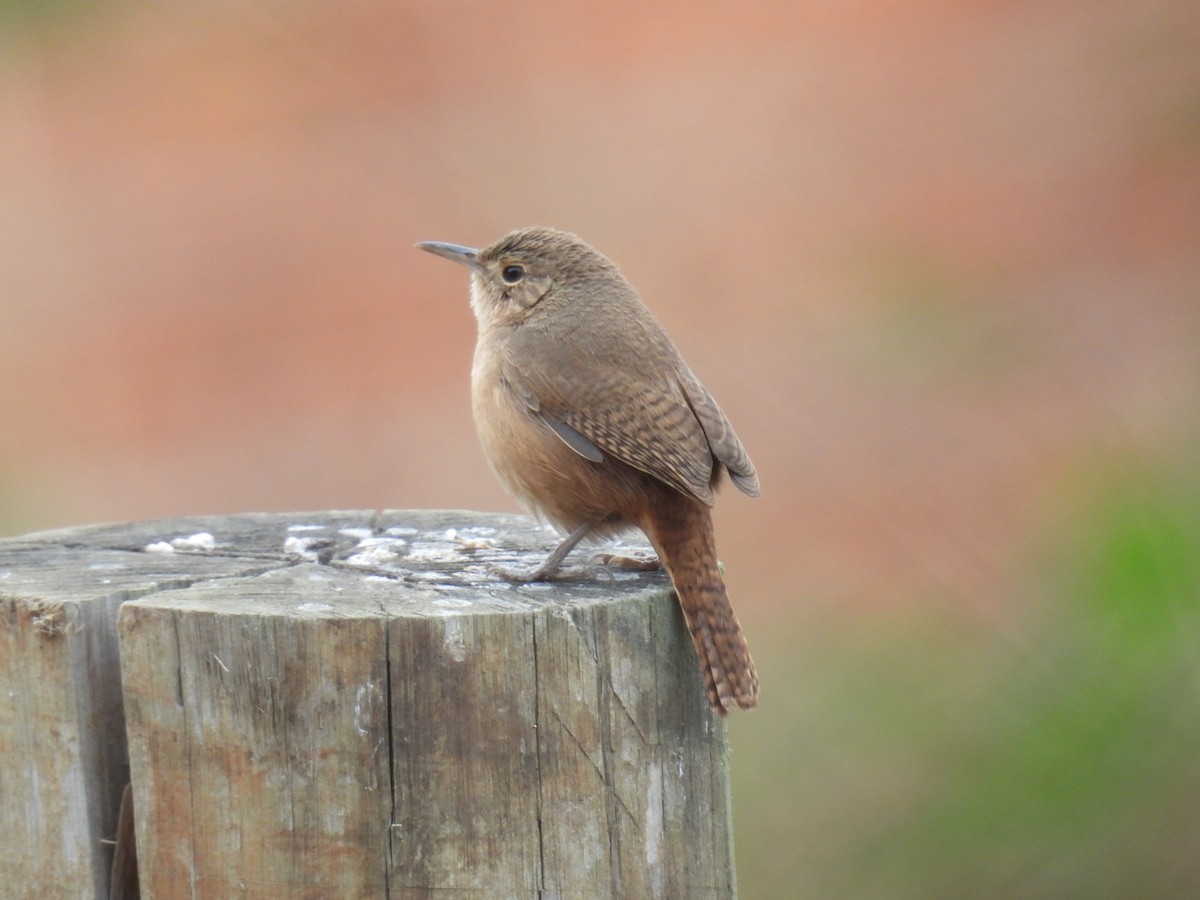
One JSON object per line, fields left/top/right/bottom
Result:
{"left": 2, "top": 0, "right": 1198, "bottom": 895}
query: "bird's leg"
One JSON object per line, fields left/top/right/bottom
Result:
{"left": 530, "top": 521, "right": 594, "bottom": 578}
{"left": 492, "top": 520, "right": 596, "bottom": 582}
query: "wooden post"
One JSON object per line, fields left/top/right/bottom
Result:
{"left": 0, "top": 510, "right": 737, "bottom": 899}
{"left": 0, "top": 515, "right": 284, "bottom": 897}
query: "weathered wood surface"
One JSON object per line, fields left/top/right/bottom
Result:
{"left": 0, "top": 510, "right": 737, "bottom": 899}
{"left": 0, "top": 515, "right": 282, "bottom": 898}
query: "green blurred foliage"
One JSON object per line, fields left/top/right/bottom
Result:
{"left": 0, "top": 0, "right": 104, "bottom": 42}
{"left": 732, "top": 459, "right": 1200, "bottom": 899}
{"left": 0, "top": 0, "right": 87, "bottom": 22}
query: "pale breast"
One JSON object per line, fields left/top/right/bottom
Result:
{"left": 470, "top": 335, "right": 650, "bottom": 532}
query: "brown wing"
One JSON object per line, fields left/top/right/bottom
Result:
{"left": 504, "top": 324, "right": 757, "bottom": 506}
{"left": 677, "top": 363, "right": 760, "bottom": 497}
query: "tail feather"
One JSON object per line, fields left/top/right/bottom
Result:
{"left": 644, "top": 500, "right": 758, "bottom": 713}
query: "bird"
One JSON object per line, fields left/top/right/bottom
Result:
{"left": 416, "top": 226, "right": 760, "bottom": 712}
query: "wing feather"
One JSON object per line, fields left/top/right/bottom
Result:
{"left": 503, "top": 319, "right": 757, "bottom": 505}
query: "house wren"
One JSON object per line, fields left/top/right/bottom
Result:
{"left": 416, "top": 227, "right": 760, "bottom": 712}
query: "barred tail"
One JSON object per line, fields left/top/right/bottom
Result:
{"left": 644, "top": 499, "right": 758, "bottom": 713}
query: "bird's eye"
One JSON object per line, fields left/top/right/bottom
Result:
{"left": 501, "top": 264, "right": 525, "bottom": 285}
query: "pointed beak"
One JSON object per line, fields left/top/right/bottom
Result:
{"left": 415, "top": 240, "right": 486, "bottom": 275}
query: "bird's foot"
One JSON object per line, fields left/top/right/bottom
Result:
{"left": 489, "top": 563, "right": 590, "bottom": 583}
{"left": 589, "top": 552, "right": 662, "bottom": 572}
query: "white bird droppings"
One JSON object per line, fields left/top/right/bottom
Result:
{"left": 284, "top": 535, "right": 328, "bottom": 561}
{"left": 173, "top": 533, "right": 215, "bottom": 551}
{"left": 145, "top": 533, "right": 216, "bottom": 553}
{"left": 345, "top": 544, "right": 399, "bottom": 567}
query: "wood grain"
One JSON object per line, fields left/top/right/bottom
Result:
{"left": 1, "top": 510, "right": 737, "bottom": 898}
